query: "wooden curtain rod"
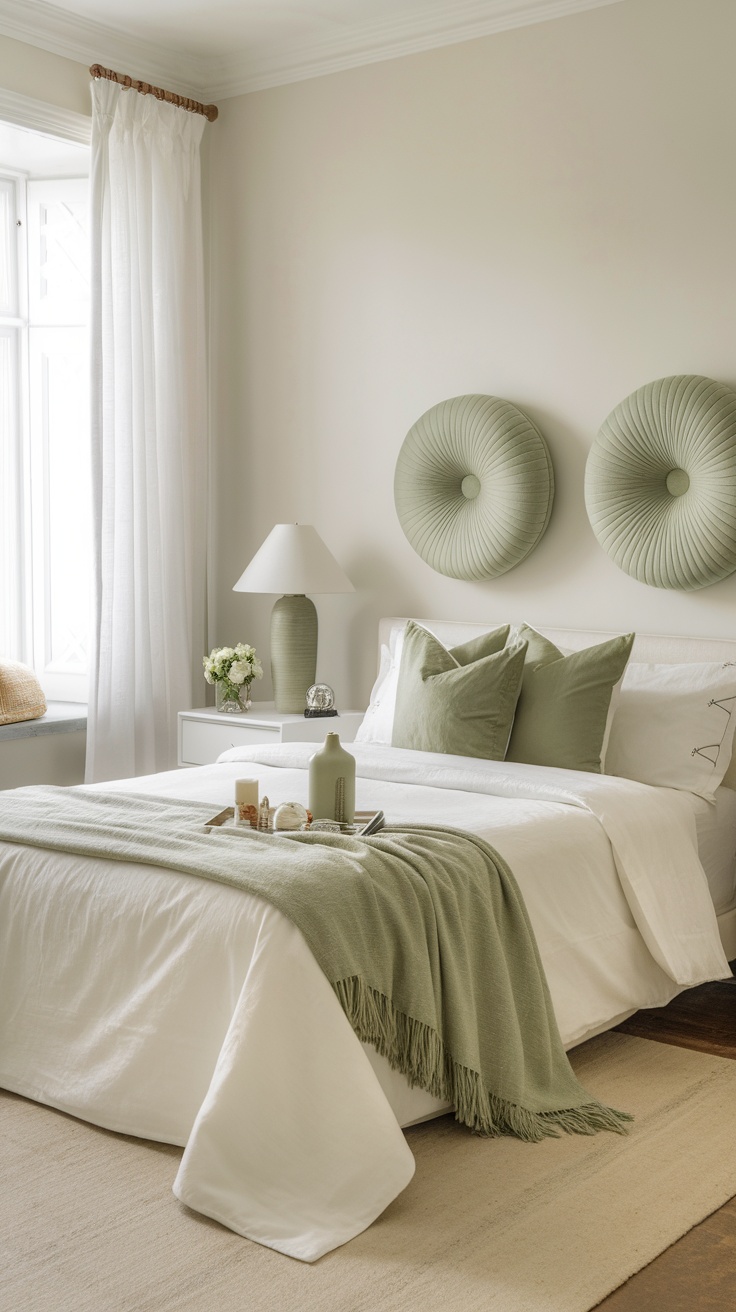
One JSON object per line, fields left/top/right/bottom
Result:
{"left": 89, "top": 64, "right": 218, "bottom": 122}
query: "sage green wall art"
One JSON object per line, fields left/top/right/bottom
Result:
{"left": 394, "top": 394, "right": 555, "bottom": 581}
{"left": 585, "top": 375, "right": 736, "bottom": 591}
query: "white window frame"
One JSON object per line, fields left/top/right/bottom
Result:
{"left": 0, "top": 169, "right": 32, "bottom": 667}
{"left": 26, "top": 179, "right": 91, "bottom": 701}
{"left": 0, "top": 94, "right": 91, "bottom": 702}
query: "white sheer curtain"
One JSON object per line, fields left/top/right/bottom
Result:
{"left": 86, "top": 80, "right": 208, "bottom": 782}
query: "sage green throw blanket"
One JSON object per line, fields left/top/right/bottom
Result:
{"left": 0, "top": 786, "right": 630, "bottom": 1141}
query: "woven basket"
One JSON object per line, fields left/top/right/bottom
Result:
{"left": 0, "top": 661, "right": 47, "bottom": 726}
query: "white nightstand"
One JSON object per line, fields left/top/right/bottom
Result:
{"left": 178, "top": 704, "right": 365, "bottom": 767}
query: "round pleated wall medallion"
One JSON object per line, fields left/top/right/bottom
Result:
{"left": 585, "top": 375, "right": 736, "bottom": 591}
{"left": 394, "top": 395, "right": 555, "bottom": 581}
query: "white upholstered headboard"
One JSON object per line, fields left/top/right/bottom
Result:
{"left": 377, "top": 618, "right": 736, "bottom": 669}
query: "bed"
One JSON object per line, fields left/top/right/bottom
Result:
{"left": 0, "top": 620, "right": 734, "bottom": 1262}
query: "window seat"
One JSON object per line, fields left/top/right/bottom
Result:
{"left": 0, "top": 703, "right": 87, "bottom": 743}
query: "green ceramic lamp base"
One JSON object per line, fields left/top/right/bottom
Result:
{"left": 270, "top": 594, "right": 318, "bottom": 713}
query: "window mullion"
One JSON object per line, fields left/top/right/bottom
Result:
{"left": 17, "top": 175, "right": 33, "bottom": 667}
{"left": 0, "top": 173, "right": 30, "bottom": 665}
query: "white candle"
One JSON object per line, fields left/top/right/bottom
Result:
{"left": 235, "top": 779, "right": 258, "bottom": 805}
{"left": 234, "top": 778, "right": 258, "bottom": 827}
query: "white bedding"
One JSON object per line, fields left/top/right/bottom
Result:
{"left": 696, "top": 786, "right": 736, "bottom": 913}
{"left": 0, "top": 744, "right": 730, "bottom": 1261}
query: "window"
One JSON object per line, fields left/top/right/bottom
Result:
{"left": 0, "top": 164, "right": 91, "bottom": 701}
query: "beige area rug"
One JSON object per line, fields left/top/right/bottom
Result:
{"left": 3, "top": 1032, "right": 736, "bottom": 1312}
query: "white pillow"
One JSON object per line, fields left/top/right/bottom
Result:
{"left": 355, "top": 628, "right": 406, "bottom": 745}
{"left": 600, "top": 672, "right": 625, "bottom": 771}
{"left": 605, "top": 661, "right": 736, "bottom": 798}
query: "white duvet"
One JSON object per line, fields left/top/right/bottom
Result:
{"left": 0, "top": 745, "right": 730, "bottom": 1261}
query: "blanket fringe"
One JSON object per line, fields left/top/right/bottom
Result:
{"left": 334, "top": 976, "right": 632, "bottom": 1141}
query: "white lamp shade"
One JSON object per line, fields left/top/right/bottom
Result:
{"left": 233, "top": 524, "right": 355, "bottom": 595}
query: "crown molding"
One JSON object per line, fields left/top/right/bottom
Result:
{"left": 203, "top": 0, "right": 624, "bottom": 99}
{"left": 0, "top": 85, "right": 91, "bottom": 140}
{"left": 0, "top": 0, "right": 207, "bottom": 100}
{"left": 0, "top": 0, "right": 624, "bottom": 105}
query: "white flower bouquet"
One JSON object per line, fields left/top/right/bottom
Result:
{"left": 204, "top": 643, "right": 263, "bottom": 713}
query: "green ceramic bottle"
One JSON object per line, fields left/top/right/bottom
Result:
{"left": 308, "top": 733, "right": 356, "bottom": 824}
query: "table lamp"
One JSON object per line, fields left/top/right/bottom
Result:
{"left": 233, "top": 524, "right": 355, "bottom": 713}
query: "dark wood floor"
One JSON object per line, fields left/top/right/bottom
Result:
{"left": 593, "top": 962, "right": 736, "bottom": 1310}
{"left": 616, "top": 973, "right": 736, "bottom": 1061}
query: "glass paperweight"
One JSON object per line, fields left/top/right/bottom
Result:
{"left": 304, "top": 683, "right": 338, "bottom": 718}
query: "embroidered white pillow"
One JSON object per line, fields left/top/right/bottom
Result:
{"left": 605, "top": 661, "right": 736, "bottom": 798}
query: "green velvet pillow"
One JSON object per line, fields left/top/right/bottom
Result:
{"left": 391, "top": 621, "right": 527, "bottom": 759}
{"left": 505, "top": 625, "right": 634, "bottom": 772}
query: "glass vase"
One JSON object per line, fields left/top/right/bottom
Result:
{"left": 215, "top": 680, "right": 252, "bottom": 714}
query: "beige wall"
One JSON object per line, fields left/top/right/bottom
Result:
{"left": 4, "top": 5, "right": 736, "bottom": 714}
{"left": 208, "top": 0, "right": 736, "bottom": 710}
{"left": 0, "top": 36, "right": 90, "bottom": 115}
{"left": 0, "top": 732, "right": 86, "bottom": 789}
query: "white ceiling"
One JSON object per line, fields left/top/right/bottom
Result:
{"left": 0, "top": 0, "right": 624, "bottom": 101}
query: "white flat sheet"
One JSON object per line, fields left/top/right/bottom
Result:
{"left": 695, "top": 786, "right": 736, "bottom": 913}
{"left": 0, "top": 746, "right": 729, "bottom": 1261}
